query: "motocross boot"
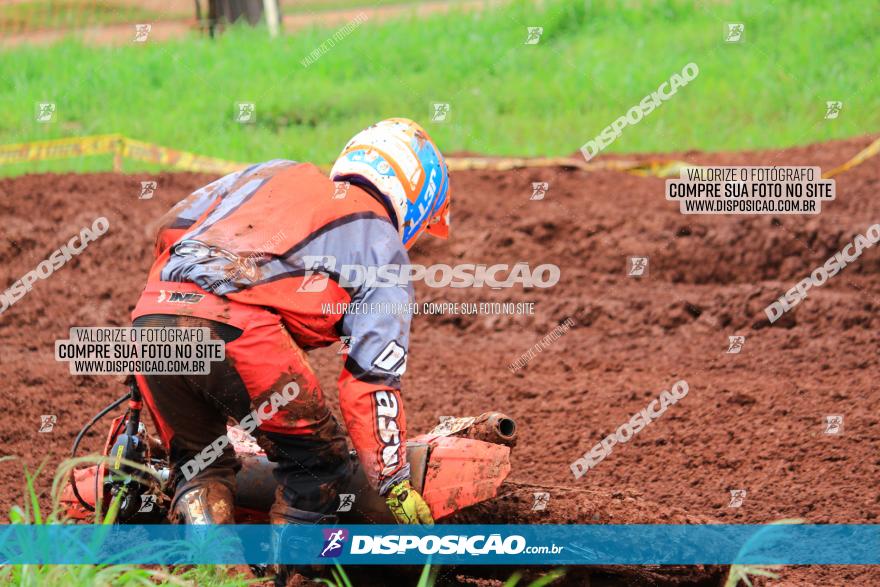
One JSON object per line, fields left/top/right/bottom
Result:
{"left": 172, "top": 481, "right": 236, "bottom": 524}
{"left": 171, "top": 481, "right": 256, "bottom": 580}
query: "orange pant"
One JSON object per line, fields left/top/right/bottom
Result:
{"left": 132, "top": 283, "right": 351, "bottom": 518}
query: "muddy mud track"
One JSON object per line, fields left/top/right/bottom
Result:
{"left": 1, "top": 135, "right": 878, "bottom": 585}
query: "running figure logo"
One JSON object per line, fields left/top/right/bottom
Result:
{"left": 235, "top": 102, "right": 256, "bottom": 124}
{"left": 36, "top": 102, "right": 56, "bottom": 123}
{"left": 134, "top": 24, "right": 152, "bottom": 42}
{"left": 728, "top": 489, "right": 747, "bottom": 508}
{"left": 140, "top": 181, "right": 157, "bottom": 200}
{"left": 337, "top": 336, "right": 355, "bottom": 355}
{"left": 431, "top": 103, "right": 450, "bottom": 123}
{"left": 627, "top": 256, "right": 649, "bottom": 277}
{"left": 320, "top": 529, "right": 349, "bottom": 558}
{"left": 333, "top": 181, "right": 351, "bottom": 200}
{"left": 336, "top": 494, "right": 356, "bottom": 512}
{"left": 824, "top": 101, "right": 843, "bottom": 120}
{"left": 525, "top": 27, "right": 544, "bottom": 45}
{"left": 138, "top": 495, "right": 157, "bottom": 513}
{"left": 726, "top": 335, "right": 746, "bottom": 354}
{"left": 297, "top": 255, "right": 335, "bottom": 292}
{"left": 530, "top": 182, "right": 549, "bottom": 200}
{"left": 39, "top": 415, "right": 57, "bottom": 433}
{"left": 725, "top": 23, "right": 744, "bottom": 42}
{"left": 824, "top": 415, "right": 843, "bottom": 435}
{"left": 532, "top": 492, "right": 550, "bottom": 511}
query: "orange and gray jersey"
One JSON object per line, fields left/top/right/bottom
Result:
{"left": 137, "top": 160, "right": 414, "bottom": 493}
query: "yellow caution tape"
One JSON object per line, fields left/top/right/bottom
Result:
{"left": 120, "top": 137, "right": 245, "bottom": 175}
{"left": 0, "top": 134, "right": 246, "bottom": 174}
{"left": 609, "top": 159, "right": 698, "bottom": 177}
{"left": 0, "top": 134, "right": 122, "bottom": 165}
{"left": 1, "top": 134, "right": 878, "bottom": 179}
{"left": 823, "top": 136, "right": 880, "bottom": 178}
{"left": 445, "top": 156, "right": 697, "bottom": 177}
{"left": 446, "top": 156, "right": 592, "bottom": 172}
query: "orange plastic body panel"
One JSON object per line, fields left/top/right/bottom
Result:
{"left": 416, "top": 435, "right": 511, "bottom": 519}
{"left": 62, "top": 414, "right": 128, "bottom": 520}
{"left": 61, "top": 465, "right": 99, "bottom": 520}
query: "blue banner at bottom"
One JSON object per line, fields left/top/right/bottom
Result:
{"left": 0, "top": 524, "right": 877, "bottom": 565}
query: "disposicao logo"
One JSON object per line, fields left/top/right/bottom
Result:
{"left": 320, "top": 529, "right": 349, "bottom": 558}
{"left": 349, "top": 534, "right": 529, "bottom": 555}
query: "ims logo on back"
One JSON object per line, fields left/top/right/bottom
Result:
{"left": 157, "top": 291, "right": 205, "bottom": 304}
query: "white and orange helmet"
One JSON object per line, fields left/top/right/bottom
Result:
{"left": 330, "top": 118, "right": 450, "bottom": 248}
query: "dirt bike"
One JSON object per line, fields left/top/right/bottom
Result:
{"left": 62, "top": 380, "right": 516, "bottom": 524}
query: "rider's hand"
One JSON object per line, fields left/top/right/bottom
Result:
{"left": 385, "top": 480, "right": 434, "bottom": 526}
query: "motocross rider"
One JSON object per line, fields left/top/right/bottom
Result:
{"left": 130, "top": 118, "right": 449, "bottom": 529}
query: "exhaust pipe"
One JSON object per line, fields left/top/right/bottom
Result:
{"left": 467, "top": 412, "right": 517, "bottom": 447}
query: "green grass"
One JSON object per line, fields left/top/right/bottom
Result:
{"left": 0, "top": 0, "right": 878, "bottom": 176}
{"left": 0, "top": 456, "right": 255, "bottom": 586}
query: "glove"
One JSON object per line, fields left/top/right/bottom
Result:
{"left": 385, "top": 480, "right": 434, "bottom": 526}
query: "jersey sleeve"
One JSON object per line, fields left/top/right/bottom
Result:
{"left": 334, "top": 222, "right": 415, "bottom": 495}
{"left": 338, "top": 285, "right": 413, "bottom": 493}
